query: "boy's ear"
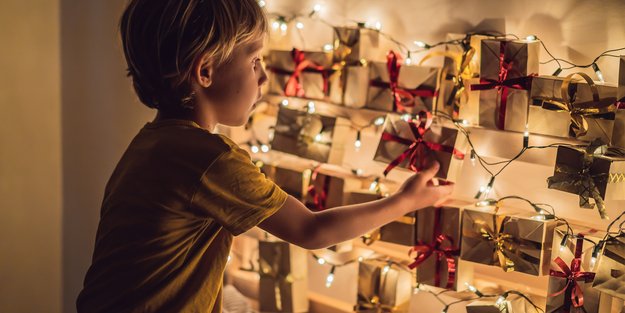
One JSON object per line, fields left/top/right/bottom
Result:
{"left": 193, "top": 52, "right": 215, "bottom": 88}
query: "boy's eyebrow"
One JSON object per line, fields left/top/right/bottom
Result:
{"left": 247, "top": 40, "right": 264, "bottom": 54}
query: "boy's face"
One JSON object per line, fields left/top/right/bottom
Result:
{"left": 200, "top": 37, "right": 267, "bottom": 127}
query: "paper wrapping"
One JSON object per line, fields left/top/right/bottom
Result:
{"left": 328, "top": 64, "right": 370, "bottom": 108}
{"left": 593, "top": 235, "right": 625, "bottom": 300}
{"left": 345, "top": 190, "right": 383, "bottom": 205}
{"left": 466, "top": 295, "right": 534, "bottom": 313}
{"left": 266, "top": 49, "right": 336, "bottom": 100}
{"left": 612, "top": 56, "right": 625, "bottom": 149}
{"left": 528, "top": 75, "right": 617, "bottom": 143}
{"left": 373, "top": 114, "right": 467, "bottom": 182}
{"left": 445, "top": 33, "right": 494, "bottom": 78}
{"left": 333, "top": 26, "right": 379, "bottom": 65}
{"left": 412, "top": 205, "right": 469, "bottom": 290}
{"left": 259, "top": 240, "right": 309, "bottom": 313}
{"left": 304, "top": 172, "right": 345, "bottom": 211}
{"left": 355, "top": 260, "right": 412, "bottom": 313}
{"left": 472, "top": 39, "right": 539, "bottom": 131}
{"left": 367, "top": 53, "right": 440, "bottom": 114}
{"left": 460, "top": 207, "right": 559, "bottom": 276}
{"left": 546, "top": 225, "right": 612, "bottom": 313}
{"left": 260, "top": 164, "right": 311, "bottom": 201}
{"left": 547, "top": 145, "right": 625, "bottom": 219}
{"left": 376, "top": 212, "right": 417, "bottom": 247}
{"left": 271, "top": 106, "right": 347, "bottom": 164}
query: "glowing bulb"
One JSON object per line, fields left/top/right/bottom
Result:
{"left": 313, "top": 3, "right": 322, "bottom": 12}
{"left": 413, "top": 286, "right": 420, "bottom": 294}
{"left": 354, "top": 168, "right": 364, "bottom": 176}
{"left": 470, "top": 150, "right": 476, "bottom": 167}
{"left": 401, "top": 114, "right": 412, "bottom": 122}
{"left": 374, "top": 116, "right": 386, "bottom": 126}
{"left": 272, "top": 21, "right": 280, "bottom": 30}
{"left": 592, "top": 63, "right": 605, "bottom": 83}
{"left": 325, "top": 266, "right": 336, "bottom": 288}
{"left": 496, "top": 296, "right": 506, "bottom": 306}
{"left": 323, "top": 44, "right": 333, "bottom": 52}
{"left": 374, "top": 21, "right": 382, "bottom": 30}
{"left": 354, "top": 139, "right": 362, "bottom": 149}
{"left": 280, "top": 23, "right": 288, "bottom": 32}
{"left": 479, "top": 185, "right": 487, "bottom": 193}
{"left": 526, "top": 35, "right": 537, "bottom": 41}
{"left": 465, "top": 282, "right": 477, "bottom": 293}
{"left": 227, "top": 255, "right": 232, "bottom": 263}
{"left": 559, "top": 234, "right": 569, "bottom": 252}
{"left": 357, "top": 256, "right": 364, "bottom": 262}
{"left": 382, "top": 263, "right": 390, "bottom": 274}
{"left": 533, "top": 214, "right": 546, "bottom": 221}
{"left": 590, "top": 256, "right": 597, "bottom": 270}
{"left": 258, "top": 0, "right": 266, "bottom": 7}
{"left": 369, "top": 180, "right": 379, "bottom": 191}
{"left": 281, "top": 99, "right": 289, "bottom": 107}
{"left": 307, "top": 101, "right": 316, "bottom": 114}
{"left": 296, "top": 22, "right": 304, "bottom": 29}
{"left": 260, "top": 144, "right": 270, "bottom": 153}
{"left": 405, "top": 57, "right": 413, "bottom": 65}
{"left": 317, "top": 257, "right": 326, "bottom": 265}
{"left": 314, "top": 133, "right": 322, "bottom": 142}
{"left": 414, "top": 41, "right": 427, "bottom": 48}
{"left": 461, "top": 119, "right": 469, "bottom": 126}
{"left": 251, "top": 145, "right": 260, "bottom": 154}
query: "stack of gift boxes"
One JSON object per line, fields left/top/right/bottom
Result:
{"left": 249, "top": 23, "right": 625, "bottom": 312}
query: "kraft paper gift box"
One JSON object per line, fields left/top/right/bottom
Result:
{"left": 545, "top": 225, "right": 613, "bottom": 313}
{"left": 373, "top": 114, "right": 467, "bottom": 182}
{"left": 367, "top": 51, "right": 441, "bottom": 114}
{"left": 593, "top": 235, "right": 625, "bottom": 300}
{"left": 266, "top": 49, "right": 336, "bottom": 100}
{"left": 303, "top": 171, "right": 345, "bottom": 211}
{"left": 611, "top": 56, "right": 625, "bottom": 149}
{"left": 260, "top": 164, "right": 311, "bottom": 200}
{"left": 547, "top": 144, "right": 625, "bottom": 219}
{"left": 332, "top": 26, "right": 379, "bottom": 65}
{"left": 412, "top": 203, "right": 472, "bottom": 290}
{"left": 271, "top": 106, "right": 348, "bottom": 164}
{"left": 466, "top": 294, "right": 537, "bottom": 313}
{"left": 470, "top": 39, "right": 539, "bottom": 132}
{"left": 355, "top": 260, "right": 412, "bottom": 313}
{"left": 528, "top": 74, "right": 618, "bottom": 143}
{"left": 460, "top": 205, "right": 560, "bottom": 276}
{"left": 445, "top": 33, "right": 495, "bottom": 79}
{"left": 259, "top": 240, "right": 308, "bottom": 313}
{"left": 328, "top": 64, "right": 370, "bottom": 108}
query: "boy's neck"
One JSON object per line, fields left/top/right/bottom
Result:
{"left": 152, "top": 110, "right": 216, "bottom": 132}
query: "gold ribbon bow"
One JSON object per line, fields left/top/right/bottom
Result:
{"left": 476, "top": 219, "right": 517, "bottom": 272}
{"left": 354, "top": 298, "right": 398, "bottom": 313}
{"left": 259, "top": 243, "right": 298, "bottom": 311}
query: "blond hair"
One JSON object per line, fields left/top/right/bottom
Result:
{"left": 120, "top": 0, "right": 267, "bottom": 111}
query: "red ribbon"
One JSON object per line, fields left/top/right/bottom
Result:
{"left": 382, "top": 111, "right": 465, "bottom": 177}
{"left": 548, "top": 235, "right": 596, "bottom": 311}
{"left": 470, "top": 41, "right": 534, "bottom": 130}
{"left": 306, "top": 167, "right": 330, "bottom": 211}
{"left": 268, "top": 49, "right": 332, "bottom": 98}
{"left": 408, "top": 207, "right": 459, "bottom": 289}
{"left": 369, "top": 51, "right": 439, "bottom": 113}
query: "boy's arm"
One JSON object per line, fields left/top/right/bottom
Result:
{"left": 258, "top": 162, "right": 453, "bottom": 250}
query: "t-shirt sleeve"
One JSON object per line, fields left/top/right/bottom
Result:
{"left": 190, "top": 145, "right": 289, "bottom": 235}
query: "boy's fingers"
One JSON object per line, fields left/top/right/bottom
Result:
{"left": 418, "top": 161, "right": 440, "bottom": 181}
{"left": 435, "top": 183, "right": 454, "bottom": 197}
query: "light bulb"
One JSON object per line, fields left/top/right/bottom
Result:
{"left": 559, "top": 234, "right": 569, "bottom": 252}
{"left": 260, "top": 144, "right": 270, "bottom": 153}
{"left": 413, "top": 286, "right": 420, "bottom": 294}
{"left": 414, "top": 41, "right": 427, "bottom": 48}
{"left": 307, "top": 101, "right": 316, "bottom": 114}
{"left": 317, "top": 257, "right": 326, "bottom": 265}
{"left": 374, "top": 116, "right": 386, "bottom": 126}
{"left": 325, "top": 266, "right": 336, "bottom": 288}
{"left": 251, "top": 145, "right": 260, "bottom": 154}
{"left": 401, "top": 114, "right": 412, "bottom": 122}
{"left": 296, "top": 22, "right": 304, "bottom": 29}
{"left": 354, "top": 168, "right": 364, "bottom": 176}
{"left": 280, "top": 23, "right": 288, "bottom": 32}
{"left": 526, "top": 35, "right": 537, "bottom": 41}
{"left": 314, "top": 133, "right": 323, "bottom": 142}
{"left": 258, "top": 0, "right": 266, "bottom": 7}
{"left": 369, "top": 179, "right": 379, "bottom": 191}
{"left": 357, "top": 256, "right": 364, "bottom": 262}
{"left": 465, "top": 282, "right": 477, "bottom": 293}
{"left": 281, "top": 99, "right": 289, "bottom": 107}
{"left": 313, "top": 3, "right": 322, "bottom": 12}
{"left": 271, "top": 21, "right": 280, "bottom": 30}
{"left": 470, "top": 150, "right": 476, "bottom": 167}
{"left": 374, "top": 21, "right": 382, "bottom": 30}
{"left": 354, "top": 131, "right": 362, "bottom": 149}
{"left": 405, "top": 57, "right": 412, "bottom": 65}
{"left": 590, "top": 256, "right": 597, "bottom": 270}
{"left": 496, "top": 296, "right": 506, "bottom": 306}
{"left": 592, "top": 63, "right": 605, "bottom": 83}
{"left": 461, "top": 119, "right": 469, "bottom": 126}
{"left": 323, "top": 44, "right": 333, "bottom": 52}
{"left": 382, "top": 264, "right": 390, "bottom": 274}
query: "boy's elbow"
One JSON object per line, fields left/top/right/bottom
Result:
{"left": 293, "top": 215, "right": 330, "bottom": 250}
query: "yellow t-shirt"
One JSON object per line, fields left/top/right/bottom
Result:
{"left": 76, "top": 119, "right": 288, "bottom": 313}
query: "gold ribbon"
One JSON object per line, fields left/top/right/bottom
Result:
{"left": 534, "top": 72, "right": 616, "bottom": 139}
{"left": 259, "top": 242, "right": 301, "bottom": 311}
{"left": 355, "top": 263, "right": 401, "bottom": 313}
{"left": 478, "top": 224, "right": 516, "bottom": 272}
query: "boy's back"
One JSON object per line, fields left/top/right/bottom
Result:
{"left": 76, "top": 119, "right": 287, "bottom": 312}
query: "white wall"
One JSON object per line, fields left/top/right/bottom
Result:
{"left": 0, "top": 1, "right": 62, "bottom": 312}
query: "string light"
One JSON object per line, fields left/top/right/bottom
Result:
{"left": 323, "top": 43, "right": 333, "bottom": 52}
{"left": 373, "top": 116, "right": 386, "bottom": 126}
{"left": 281, "top": 99, "right": 289, "bottom": 107}
{"left": 280, "top": 22, "right": 288, "bottom": 32}
{"left": 369, "top": 177, "right": 380, "bottom": 191}
{"left": 590, "top": 243, "right": 602, "bottom": 270}
{"left": 271, "top": 21, "right": 280, "bottom": 30}
{"left": 307, "top": 101, "right": 316, "bottom": 114}
{"left": 559, "top": 234, "right": 569, "bottom": 252}
{"left": 317, "top": 257, "right": 326, "bottom": 265}
{"left": 523, "top": 126, "right": 530, "bottom": 148}
{"left": 325, "top": 266, "right": 336, "bottom": 288}
{"left": 250, "top": 145, "right": 260, "bottom": 154}
{"left": 354, "top": 131, "right": 362, "bottom": 150}
{"left": 382, "top": 261, "right": 391, "bottom": 274}
{"left": 357, "top": 256, "right": 364, "bottom": 262}
{"left": 496, "top": 296, "right": 506, "bottom": 306}
{"left": 414, "top": 41, "right": 430, "bottom": 49}
{"left": 313, "top": 3, "right": 322, "bottom": 13}
{"left": 296, "top": 22, "right": 304, "bottom": 29}
{"left": 465, "top": 282, "right": 484, "bottom": 297}
{"left": 405, "top": 51, "right": 413, "bottom": 65}
{"left": 592, "top": 63, "right": 605, "bottom": 82}
{"left": 552, "top": 68, "right": 563, "bottom": 77}
{"left": 257, "top": 0, "right": 266, "bottom": 8}
{"left": 314, "top": 133, "right": 323, "bottom": 142}
{"left": 470, "top": 150, "right": 477, "bottom": 167}
{"left": 260, "top": 144, "right": 270, "bottom": 153}
{"left": 400, "top": 113, "right": 412, "bottom": 122}
{"left": 525, "top": 35, "right": 537, "bottom": 41}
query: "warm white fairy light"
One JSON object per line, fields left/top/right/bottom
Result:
{"left": 296, "top": 22, "right": 304, "bottom": 29}
{"left": 592, "top": 63, "right": 605, "bottom": 83}
{"left": 382, "top": 263, "right": 390, "bottom": 274}
{"left": 314, "top": 133, "right": 323, "bottom": 142}
{"left": 323, "top": 44, "right": 333, "bottom": 52}
{"left": 251, "top": 145, "right": 260, "bottom": 154}
{"left": 414, "top": 41, "right": 427, "bottom": 48}
{"left": 258, "top": 0, "right": 266, "bottom": 7}
{"left": 374, "top": 116, "right": 386, "bottom": 126}
{"left": 369, "top": 179, "right": 379, "bottom": 191}
{"left": 281, "top": 99, "right": 289, "bottom": 107}
{"left": 325, "top": 266, "right": 336, "bottom": 288}
{"left": 357, "top": 256, "right": 364, "bottom": 262}
{"left": 317, "top": 257, "right": 326, "bottom": 265}
{"left": 354, "top": 169, "right": 364, "bottom": 176}
{"left": 280, "top": 22, "right": 288, "bottom": 32}
{"left": 461, "top": 119, "right": 469, "bottom": 126}
{"left": 313, "top": 3, "right": 322, "bottom": 13}
{"left": 496, "top": 296, "right": 506, "bottom": 306}
{"left": 405, "top": 57, "right": 412, "bottom": 65}
{"left": 271, "top": 21, "right": 280, "bottom": 30}
{"left": 307, "top": 101, "right": 316, "bottom": 114}
{"left": 260, "top": 144, "right": 270, "bottom": 153}
{"left": 400, "top": 113, "right": 412, "bottom": 122}
{"left": 465, "top": 282, "right": 477, "bottom": 293}
{"left": 525, "top": 35, "right": 537, "bottom": 41}
{"left": 354, "top": 131, "right": 362, "bottom": 150}
{"left": 470, "top": 150, "right": 476, "bottom": 167}
{"left": 374, "top": 21, "right": 382, "bottom": 30}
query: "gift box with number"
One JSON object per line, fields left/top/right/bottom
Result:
{"left": 271, "top": 106, "right": 348, "bottom": 164}
{"left": 547, "top": 143, "right": 625, "bottom": 220}
{"left": 411, "top": 201, "right": 473, "bottom": 290}
{"left": 373, "top": 113, "right": 467, "bottom": 182}
{"left": 266, "top": 49, "right": 336, "bottom": 100}
{"left": 460, "top": 203, "right": 560, "bottom": 276}
{"left": 528, "top": 73, "right": 618, "bottom": 143}
{"left": 592, "top": 234, "right": 625, "bottom": 300}
{"left": 332, "top": 26, "right": 379, "bottom": 65}
{"left": 611, "top": 56, "right": 625, "bottom": 149}
{"left": 546, "top": 225, "right": 613, "bottom": 313}
{"left": 355, "top": 259, "right": 412, "bottom": 313}
{"left": 259, "top": 240, "right": 309, "bottom": 313}
{"left": 259, "top": 163, "right": 312, "bottom": 201}
{"left": 470, "top": 39, "right": 539, "bottom": 132}
{"left": 366, "top": 51, "right": 441, "bottom": 114}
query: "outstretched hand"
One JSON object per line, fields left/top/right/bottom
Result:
{"left": 396, "top": 161, "right": 454, "bottom": 211}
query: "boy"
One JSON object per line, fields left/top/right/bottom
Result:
{"left": 76, "top": 0, "right": 453, "bottom": 312}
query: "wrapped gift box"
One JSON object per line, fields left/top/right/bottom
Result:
{"left": 355, "top": 260, "right": 412, "bottom": 313}
{"left": 332, "top": 26, "right": 379, "bottom": 65}
{"left": 528, "top": 74, "right": 617, "bottom": 143}
{"left": 445, "top": 33, "right": 495, "bottom": 79}
{"left": 546, "top": 225, "right": 612, "bottom": 313}
{"left": 592, "top": 234, "right": 625, "bottom": 300}
{"left": 259, "top": 163, "right": 311, "bottom": 200}
{"left": 412, "top": 202, "right": 472, "bottom": 290}
{"left": 304, "top": 171, "right": 345, "bottom": 211}
{"left": 547, "top": 144, "right": 625, "bottom": 219}
{"left": 470, "top": 39, "right": 539, "bottom": 132}
{"left": 367, "top": 51, "right": 440, "bottom": 114}
{"left": 266, "top": 49, "right": 336, "bottom": 100}
{"left": 328, "top": 64, "right": 370, "bottom": 108}
{"left": 271, "top": 106, "right": 348, "bottom": 164}
{"left": 259, "top": 240, "right": 309, "bottom": 313}
{"left": 373, "top": 113, "right": 467, "bottom": 182}
{"left": 611, "top": 56, "right": 625, "bottom": 149}
{"left": 460, "top": 205, "right": 560, "bottom": 276}
{"left": 466, "top": 294, "right": 538, "bottom": 313}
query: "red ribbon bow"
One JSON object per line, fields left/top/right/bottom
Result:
{"left": 306, "top": 166, "right": 330, "bottom": 211}
{"left": 408, "top": 207, "right": 459, "bottom": 289}
{"left": 269, "top": 49, "right": 332, "bottom": 98}
{"left": 470, "top": 41, "right": 534, "bottom": 130}
{"left": 549, "top": 235, "right": 596, "bottom": 311}
{"left": 381, "top": 111, "right": 465, "bottom": 177}
{"left": 369, "top": 51, "right": 438, "bottom": 113}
